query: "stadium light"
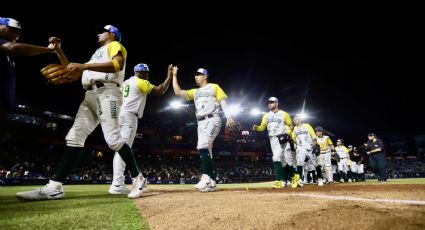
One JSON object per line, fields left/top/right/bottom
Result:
{"left": 297, "top": 112, "right": 309, "bottom": 120}
{"left": 229, "top": 105, "right": 242, "bottom": 116}
{"left": 170, "top": 100, "right": 184, "bottom": 109}
{"left": 250, "top": 108, "right": 261, "bottom": 116}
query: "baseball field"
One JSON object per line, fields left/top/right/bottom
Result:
{"left": 1, "top": 179, "right": 425, "bottom": 230}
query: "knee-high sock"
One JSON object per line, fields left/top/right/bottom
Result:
{"left": 53, "top": 146, "right": 83, "bottom": 183}
{"left": 200, "top": 149, "right": 214, "bottom": 179}
{"left": 285, "top": 165, "right": 295, "bottom": 178}
{"left": 273, "top": 162, "right": 284, "bottom": 181}
{"left": 296, "top": 166, "right": 303, "bottom": 176}
{"left": 117, "top": 144, "right": 139, "bottom": 178}
{"left": 316, "top": 166, "right": 323, "bottom": 179}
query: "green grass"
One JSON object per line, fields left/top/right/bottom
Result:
{"left": 0, "top": 185, "right": 149, "bottom": 230}
{"left": 1, "top": 178, "right": 424, "bottom": 229}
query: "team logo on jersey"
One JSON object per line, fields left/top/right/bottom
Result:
{"left": 110, "top": 101, "right": 117, "bottom": 119}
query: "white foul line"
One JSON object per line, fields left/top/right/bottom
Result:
{"left": 286, "top": 193, "right": 425, "bottom": 206}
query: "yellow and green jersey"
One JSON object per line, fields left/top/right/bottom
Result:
{"left": 291, "top": 123, "right": 316, "bottom": 148}
{"left": 186, "top": 83, "right": 227, "bottom": 117}
{"left": 253, "top": 110, "right": 292, "bottom": 136}
{"left": 82, "top": 41, "right": 127, "bottom": 89}
{"left": 121, "top": 76, "right": 155, "bottom": 118}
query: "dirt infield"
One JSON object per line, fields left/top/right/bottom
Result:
{"left": 135, "top": 184, "right": 425, "bottom": 230}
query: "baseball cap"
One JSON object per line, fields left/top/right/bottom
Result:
{"left": 0, "top": 17, "right": 21, "bottom": 29}
{"left": 348, "top": 145, "right": 353, "bottom": 148}
{"left": 314, "top": 126, "right": 324, "bottom": 132}
{"left": 104, "top": 25, "right": 121, "bottom": 42}
{"left": 134, "top": 63, "right": 149, "bottom": 72}
{"left": 368, "top": 132, "right": 376, "bottom": 137}
{"left": 268, "top": 97, "right": 278, "bottom": 103}
{"left": 195, "top": 68, "right": 208, "bottom": 76}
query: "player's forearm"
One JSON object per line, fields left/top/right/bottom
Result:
{"left": 370, "top": 148, "right": 382, "bottom": 153}
{"left": 172, "top": 76, "right": 186, "bottom": 98}
{"left": 82, "top": 62, "right": 118, "bottom": 73}
{"left": 219, "top": 100, "right": 232, "bottom": 120}
{"left": 157, "top": 75, "right": 172, "bottom": 95}
{"left": 1, "top": 42, "right": 53, "bottom": 56}
{"left": 55, "top": 48, "right": 69, "bottom": 65}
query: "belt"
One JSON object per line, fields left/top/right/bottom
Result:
{"left": 87, "top": 82, "right": 120, "bottom": 91}
{"left": 197, "top": 114, "right": 215, "bottom": 121}
{"left": 340, "top": 157, "right": 347, "bottom": 159}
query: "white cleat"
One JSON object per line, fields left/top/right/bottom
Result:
{"left": 109, "top": 184, "right": 131, "bottom": 195}
{"left": 281, "top": 180, "right": 287, "bottom": 188}
{"left": 339, "top": 178, "right": 345, "bottom": 183}
{"left": 16, "top": 180, "right": 64, "bottom": 201}
{"left": 127, "top": 174, "right": 148, "bottom": 199}
{"left": 348, "top": 179, "right": 352, "bottom": 183}
{"left": 201, "top": 179, "right": 217, "bottom": 192}
{"left": 298, "top": 180, "right": 303, "bottom": 187}
{"left": 318, "top": 178, "right": 324, "bottom": 186}
{"left": 194, "top": 174, "right": 210, "bottom": 191}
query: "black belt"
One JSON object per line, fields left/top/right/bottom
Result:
{"left": 197, "top": 114, "right": 215, "bottom": 121}
{"left": 87, "top": 82, "right": 119, "bottom": 90}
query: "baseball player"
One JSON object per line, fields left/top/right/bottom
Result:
{"left": 252, "top": 97, "right": 296, "bottom": 189}
{"left": 291, "top": 115, "right": 317, "bottom": 187}
{"left": 1, "top": 17, "right": 56, "bottom": 114}
{"left": 172, "top": 67, "right": 235, "bottom": 192}
{"left": 347, "top": 145, "right": 355, "bottom": 182}
{"left": 109, "top": 63, "right": 173, "bottom": 194}
{"left": 314, "top": 126, "right": 335, "bottom": 185}
{"left": 17, "top": 25, "right": 146, "bottom": 200}
{"left": 352, "top": 147, "right": 366, "bottom": 181}
{"left": 335, "top": 139, "right": 350, "bottom": 182}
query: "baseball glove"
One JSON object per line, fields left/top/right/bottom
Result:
{"left": 312, "top": 144, "right": 321, "bottom": 156}
{"left": 224, "top": 120, "right": 242, "bottom": 142}
{"left": 277, "top": 133, "right": 291, "bottom": 144}
{"left": 40, "top": 64, "right": 80, "bottom": 84}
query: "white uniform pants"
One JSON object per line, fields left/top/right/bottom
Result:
{"left": 270, "top": 136, "right": 295, "bottom": 166}
{"left": 112, "top": 111, "right": 138, "bottom": 186}
{"left": 296, "top": 146, "right": 316, "bottom": 167}
{"left": 66, "top": 86, "right": 124, "bottom": 151}
{"left": 338, "top": 158, "right": 349, "bottom": 173}
{"left": 197, "top": 115, "right": 222, "bottom": 154}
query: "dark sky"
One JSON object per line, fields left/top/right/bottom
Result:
{"left": 3, "top": 1, "right": 425, "bottom": 143}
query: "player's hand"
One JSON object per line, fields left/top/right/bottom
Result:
{"left": 48, "top": 37, "right": 62, "bottom": 52}
{"left": 226, "top": 117, "right": 235, "bottom": 128}
{"left": 172, "top": 66, "right": 178, "bottom": 78}
{"left": 67, "top": 63, "right": 85, "bottom": 75}
{"left": 167, "top": 64, "right": 173, "bottom": 77}
{"left": 252, "top": 124, "right": 258, "bottom": 131}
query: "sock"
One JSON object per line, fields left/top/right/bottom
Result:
{"left": 53, "top": 146, "right": 83, "bottom": 183}
{"left": 273, "top": 162, "right": 284, "bottom": 181}
{"left": 117, "top": 144, "right": 139, "bottom": 177}
{"left": 316, "top": 166, "right": 323, "bottom": 179}
{"left": 282, "top": 165, "right": 288, "bottom": 182}
{"left": 200, "top": 149, "right": 214, "bottom": 179}
{"left": 312, "top": 171, "right": 317, "bottom": 183}
{"left": 297, "top": 166, "right": 303, "bottom": 176}
{"left": 285, "top": 165, "right": 295, "bottom": 178}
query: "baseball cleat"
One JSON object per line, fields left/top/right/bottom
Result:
{"left": 194, "top": 174, "right": 210, "bottom": 191}
{"left": 348, "top": 179, "right": 352, "bottom": 183}
{"left": 318, "top": 178, "right": 324, "bottom": 186}
{"left": 291, "top": 174, "right": 300, "bottom": 188}
{"left": 109, "top": 184, "right": 131, "bottom": 195}
{"left": 16, "top": 180, "right": 64, "bottom": 201}
{"left": 272, "top": 180, "right": 282, "bottom": 189}
{"left": 201, "top": 179, "right": 217, "bottom": 192}
{"left": 128, "top": 174, "right": 148, "bottom": 199}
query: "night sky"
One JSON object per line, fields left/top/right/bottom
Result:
{"left": 3, "top": 2, "right": 425, "bottom": 143}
